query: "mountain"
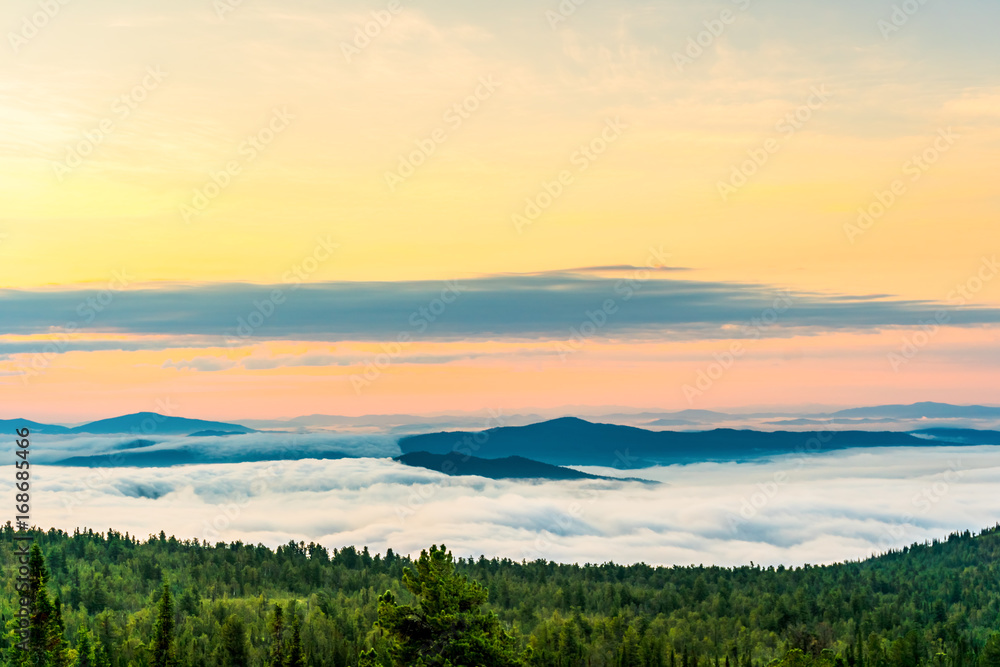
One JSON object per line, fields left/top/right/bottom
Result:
{"left": 238, "top": 412, "right": 547, "bottom": 431}
{"left": 395, "top": 451, "right": 653, "bottom": 482}
{"left": 645, "top": 418, "right": 701, "bottom": 427}
{"left": 68, "top": 412, "right": 255, "bottom": 435}
{"left": 831, "top": 401, "right": 1000, "bottom": 419}
{"left": 398, "top": 417, "right": 944, "bottom": 468}
{"left": 912, "top": 428, "right": 1000, "bottom": 445}
{"left": 0, "top": 418, "right": 72, "bottom": 435}
{"left": 766, "top": 417, "right": 900, "bottom": 426}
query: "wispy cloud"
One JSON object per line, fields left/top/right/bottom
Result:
{"left": 3, "top": 273, "right": 998, "bottom": 343}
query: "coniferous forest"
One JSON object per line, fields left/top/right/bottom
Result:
{"left": 2, "top": 523, "right": 1000, "bottom": 667}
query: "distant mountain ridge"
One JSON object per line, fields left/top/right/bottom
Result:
{"left": 7, "top": 402, "right": 1000, "bottom": 437}
{"left": 399, "top": 417, "right": 992, "bottom": 468}
{"left": 830, "top": 401, "right": 1000, "bottom": 419}
{"left": 395, "top": 451, "right": 654, "bottom": 482}
{"left": 0, "top": 419, "right": 73, "bottom": 435}
{"left": 1, "top": 412, "right": 255, "bottom": 436}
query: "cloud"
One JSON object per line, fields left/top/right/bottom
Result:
{"left": 22, "top": 445, "right": 1000, "bottom": 567}
{"left": 163, "top": 356, "right": 237, "bottom": 372}
{"left": 2, "top": 273, "right": 998, "bottom": 344}
{"left": 29, "top": 432, "right": 401, "bottom": 466}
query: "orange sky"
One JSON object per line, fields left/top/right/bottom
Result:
{"left": 2, "top": 0, "right": 999, "bottom": 420}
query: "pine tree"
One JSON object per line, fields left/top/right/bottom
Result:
{"left": 268, "top": 603, "right": 286, "bottom": 667}
{"left": 48, "top": 598, "right": 71, "bottom": 667}
{"left": 149, "top": 582, "right": 175, "bottom": 667}
{"left": 93, "top": 639, "right": 111, "bottom": 667}
{"left": 284, "top": 603, "right": 304, "bottom": 667}
{"left": 374, "top": 544, "right": 528, "bottom": 666}
{"left": 28, "top": 544, "right": 56, "bottom": 667}
{"left": 619, "top": 626, "right": 641, "bottom": 667}
{"left": 981, "top": 634, "right": 1000, "bottom": 667}
{"left": 74, "top": 626, "right": 95, "bottom": 667}
{"left": 213, "top": 615, "right": 249, "bottom": 667}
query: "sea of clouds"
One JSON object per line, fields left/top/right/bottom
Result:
{"left": 29, "top": 431, "right": 401, "bottom": 465}
{"left": 17, "top": 444, "right": 1000, "bottom": 567}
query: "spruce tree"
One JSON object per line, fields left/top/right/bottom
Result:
{"left": 93, "top": 639, "right": 111, "bottom": 667}
{"left": 28, "top": 544, "right": 55, "bottom": 667}
{"left": 48, "top": 598, "right": 70, "bottom": 667}
{"left": 284, "top": 605, "right": 304, "bottom": 667}
{"left": 214, "top": 615, "right": 249, "bottom": 667}
{"left": 981, "top": 634, "right": 1000, "bottom": 667}
{"left": 74, "top": 626, "right": 95, "bottom": 667}
{"left": 374, "top": 544, "right": 528, "bottom": 666}
{"left": 149, "top": 582, "right": 175, "bottom": 667}
{"left": 268, "top": 603, "right": 285, "bottom": 667}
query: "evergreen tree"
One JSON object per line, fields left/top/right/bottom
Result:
{"left": 374, "top": 544, "right": 528, "bottom": 666}
{"left": 268, "top": 603, "right": 285, "bottom": 667}
{"left": 92, "top": 639, "right": 111, "bottom": 667}
{"left": 48, "top": 598, "right": 70, "bottom": 667}
{"left": 28, "top": 543, "right": 56, "bottom": 667}
{"left": 149, "top": 581, "right": 175, "bottom": 667}
{"left": 213, "top": 615, "right": 249, "bottom": 667}
{"left": 284, "top": 603, "right": 304, "bottom": 667}
{"left": 74, "top": 626, "right": 95, "bottom": 667}
{"left": 981, "top": 635, "right": 1000, "bottom": 667}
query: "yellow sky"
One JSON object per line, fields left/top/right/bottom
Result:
{"left": 2, "top": 0, "right": 999, "bottom": 418}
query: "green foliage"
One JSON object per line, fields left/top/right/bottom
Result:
{"left": 213, "top": 615, "right": 248, "bottom": 666}
{"left": 149, "top": 581, "right": 175, "bottom": 667}
{"left": 373, "top": 544, "right": 528, "bottom": 666}
{"left": 74, "top": 625, "right": 95, "bottom": 667}
{"left": 981, "top": 635, "right": 1000, "bottom": 667}
{"left": 267, "top": 604, "right": 284, "bottom": 667}
{"left": 1, "top": 523, "right": 999, "bottom": 667}
{"left": 284, "top": 604, "right": 303, "bottom": 667}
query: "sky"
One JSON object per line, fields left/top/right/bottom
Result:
{"left": 2, "top": 0, "right": 1000, "bottom": 421}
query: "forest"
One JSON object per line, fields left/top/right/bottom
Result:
{"left": 2, "top": 522, "right": 999, "bottom": 667}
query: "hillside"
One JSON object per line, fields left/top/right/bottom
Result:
{"left": 395, "top": 451, "right": 653, "bottom": 482}
{"left": 68, "top": 412, "right": 255, "bottom": 435}
{"left": 399, "top": 417, "right": 949, "bottom": 467}
{"left": 2, "top": 523, "right": 999, "bottom": 666}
